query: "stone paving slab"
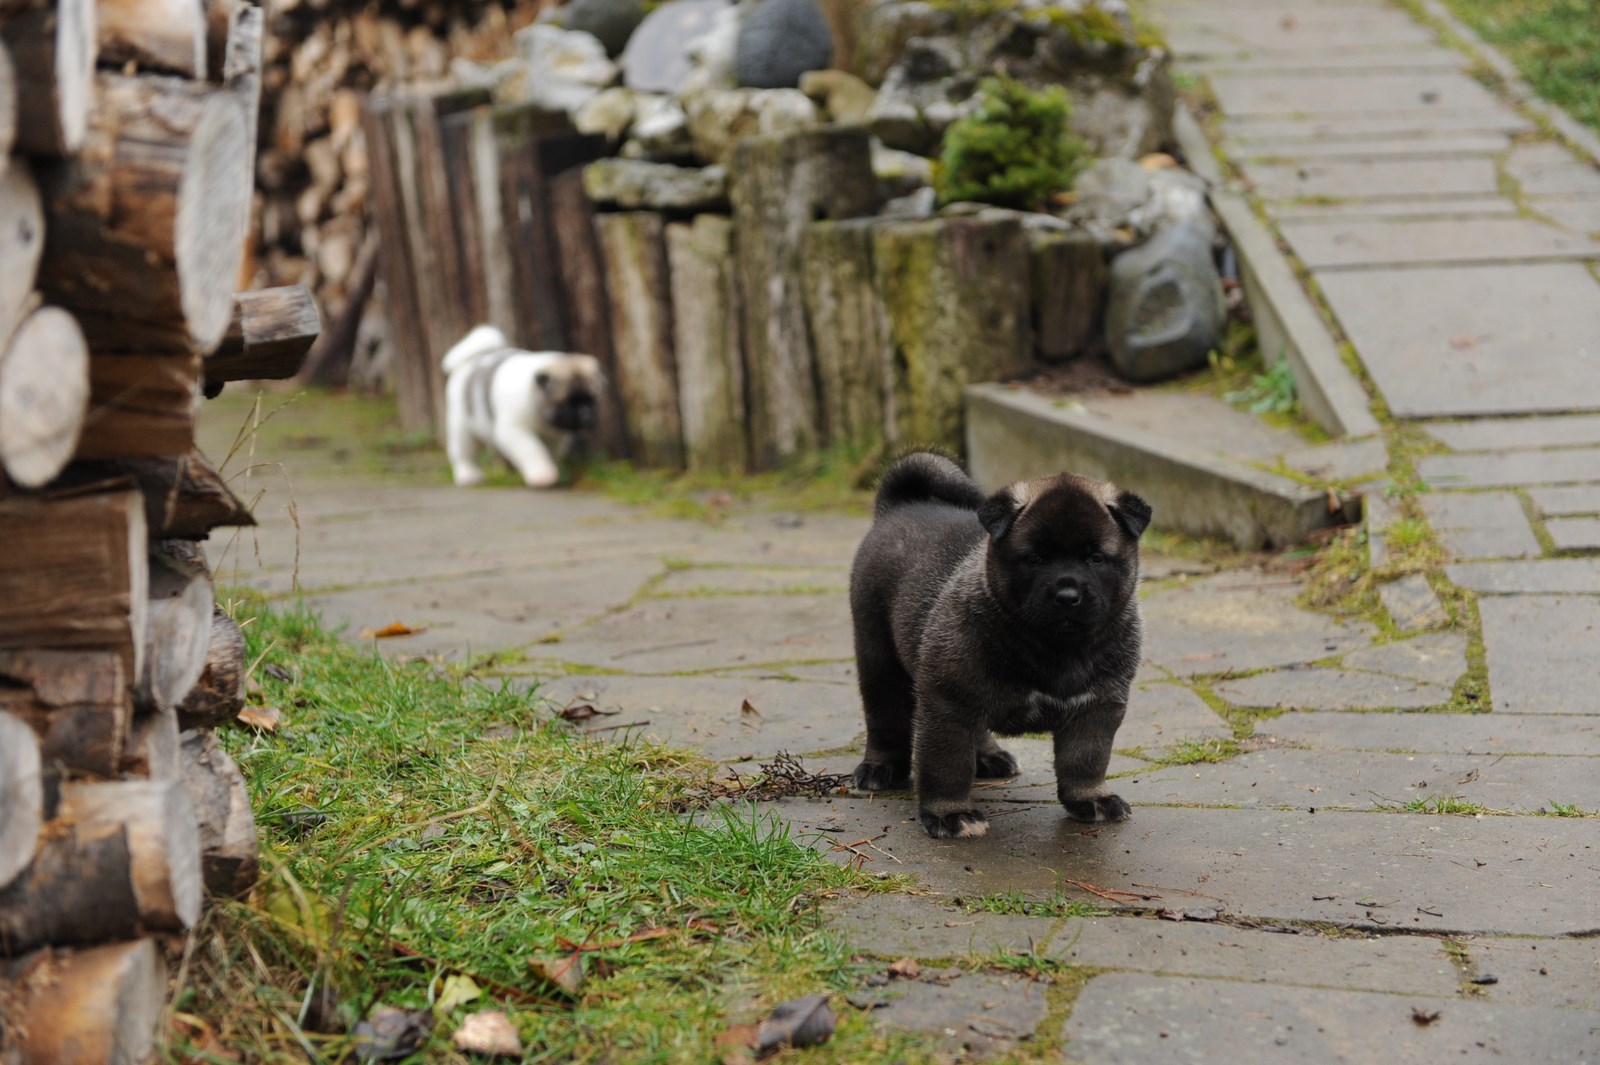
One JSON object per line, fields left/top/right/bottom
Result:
{"left": 1340, "top": 632, "right": 1468, "bottom": 687}
{"left": 1279, "top": 436, "right": 1389, "bottom": 484}
{"left": 1420, "top": 492, "right": 1542, "bottom": 561}
{"left": 1425, "top": 415, "right": 1600, "bottom": 451}
{"left": 652, "top": 565, "right": 848, "bottom": 597}
{"left": 823, "top": 894, "right": 1056, "bottom": 958}
{"left": 1271, "top": 195, "right": 1521, "bottom": 222}
{"left": 1060, "top": 973, "right": 1600, "bottom": 1064}
{"left": 1283, "top": 217, "right": 1600, "bottom": 269}
{"left": 1465, "top": 937, "right": 1600, "bottom": 1011}
{"left": 1379, "top": 574, "right": 1450, "bottom": 632}
{"left": 777, "top": 801, "right": 1600, "bottom": 935}
{"left": 1128, "top": 748, "right": 1600, "bottom": 813}
{"left": 1263, "top": 711, "right": 1600, "bottom": 756}
{"left": 1421, "top": 448, "right": 1600, "bottom": 489}
{"left": 1318, "top": 264, "right": 1600, "bottom": 418}
{"left": 1546, "top": 517, "right": 1600, "bottom": 552}
{"left": 1506, "top": 143, "right": 1600, "bottom": 198}
{"left": 867, "top": 971, "right": 1050, "bottom": 1058}
{"left": 1449, "top": 561, "right": 1600, "bottom": 595}
{"left": 1232, "top": 132, "right": 1506, "bottom": 160}
{"left": 1531, "top": 195, "right": 1600, "bottom": 237}
{"left": 1194, "top": 46, "right": 1466, "bottom": 75}
{"left": 1531, "top": 486, "right": 1600, "bottom": 517}
{"left": 1166, "top": 17, "right": 1439, "bottom": 55}
{"left": 1214, "top": 667, "right": 1451, "bottom": 710}
{"left": 1476, "top": 596, "right": 1600, "bottom": 715}
{"left": 1211, "top": 73, "right": 1501, "bottom": 117}
{"left": 1244, "top": 157, "right": 1500, "bottom": 201}
{"left": 1124, "top": 682, "right": 1234, "bottom": 746}
{"left": 1141, "top": 572, "right": 1374, "bottom": 677}
{"left": 1223, "top": 110, "right": 1535, "bottom": 141}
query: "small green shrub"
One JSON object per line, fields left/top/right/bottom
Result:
{"left": 934, "top": 76, "right": 1088, "bottom": 210}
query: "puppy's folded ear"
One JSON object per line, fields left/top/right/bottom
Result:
{"left": 1109, "top": 490, "right": 1153, "bottom": 540}
{"left": 977, "top": 487, "right": 1024, "bottom": 541}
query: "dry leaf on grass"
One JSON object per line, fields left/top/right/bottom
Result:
{"left": 434, "top": 974, "right": 481, "bottom": 1016}
{"left": 887, "top": 957, "right": 921, "bottom": 979}
{"left": 359, "top": 622, "right": 424, "bottom": 639}
{"left": 557, "top": 703, "right": 617, "bottom": 723}
{"left": 528, "top": 953, "right": 584, "bottom": 998}
{"left": 236, "top": 705, "right": 281, "bottom": 731}
{"left": 453, "top": 1010, "right": 523, "bottom": 1057}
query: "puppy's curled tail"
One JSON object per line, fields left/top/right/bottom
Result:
{"left": 441, "top": 325, "right": 511, "bottom": 374}
{"left": 873, "top": 451, "right": 986, "bottom": 518}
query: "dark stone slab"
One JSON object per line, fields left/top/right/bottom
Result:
{"left": 1465, "top": 937, "right": 1600, "bottom": 1011}
{"left": 1263, "top": 710, "right": 1600, "bottom": 756}
{"left": 1124, "top": 682, "right": 1233, "bottom": 748}
{"left": 1477, "top": 596, "right": 1600, "bottom": 714}
{"left": 1318, "top": 264, "right": 1600, "bottom": 418}
{"left": 1531, "top": 485, "right": 1600, "bottom": 517}
{"left": 1141, "top": 571, "right": 1374, "bottom": 677}
{"left": 1282, "top": 217, "right": 1600, "bottom": 269}
{"left": 1340, "top": 632, "right": 1467, "bottom": 687}
{"left": 774, "top": 801, "right": 1600, "bottom": 935}
{"left": 1378, "top": 574, "right": 1449, "bottom": 632}
{"left": 1546, "top": 517, "right": 1600, "bottom": 552}
{"left": 1420, "top": 448, "right": 1600, "bottom": 488}
{"left": 1449, "top": 561, "right": 1600, "bottom": 595}
{"left": 1244, "top": 158, "right": 1499, "bottom": 200}
{"left": 1214, "top": 668, "right": 1451, "bottom": 710}
{"left": 1425, "top": 415, "right": 1600, "bottom": 451}
{"left": 1420, "top": 492, "right": 1541, "bottom": 561}
{"left": 1048, "top": 916, "right": 1457, "bottom": 995}
{"left": 1061, "top": 973, "right": 1600, "bottom": 1064}
{"left": 870, "top": 971, "right": 1051, "bottom": 1057}
{"left": 1126, "top": 748, "right": 1600, "bottom": 813}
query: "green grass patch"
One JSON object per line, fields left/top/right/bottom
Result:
{"left": 1402, "top": 795, "right": 1492, "bottom": 816}
{"left": 1434, "top": 0, "right": 1600, "bottom": 135}
{"left": 1148, "top": 737, "right": 1242, "bottom": 767}
{"left": 175, "top": 597, "right": 948, "bottom": 1063}
{"left": 962, "top": 889, "right": 1109, "bottom": 920}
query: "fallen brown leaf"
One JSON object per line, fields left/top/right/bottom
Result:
{"left": 453, "top": 1010, "right": 523, "bottom": 1058}
{"left": 528, "top": 953, "right": 584, "bottom": 998}
{"left": 558, "top": 703, "right": 617, "bottom": 723}
{"left": 1448, "top": 334, "right": 1480, "bottom": 350}
{"left": 1411, "top": 1007, "right": 1441, "bottom": 1026}
{"left": 887, "top": 957, "right": 921, "bottom": 979}
{"left": 359, "top": 622, "right": 423, "bottom": 639}
{"left": 740, "top": 699, "right": 762, "bottom": 717}
{"left": 236, "top": 705, "right": 281, "bottom": 731}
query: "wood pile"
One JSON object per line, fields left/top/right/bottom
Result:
{"left": 0, "top": 2, "right": 319, "bottom": 1058}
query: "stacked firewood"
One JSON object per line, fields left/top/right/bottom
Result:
{"left": 0, "top": 1, "right": 318, "bottom": 1059}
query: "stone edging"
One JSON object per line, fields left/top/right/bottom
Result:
{"left": 1169, "top": 104, "right": 1382, "bottom": 441}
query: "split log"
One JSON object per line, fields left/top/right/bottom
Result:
{"left": 0, "top": 40, "right": 15, "bottom": 162}
{"left": 179, "top": 728, "right": 257, "bottom": 897}
{"left": 219, "top": 1, "right": 260, "bottom": 167}
{"left": 36, "top": 72, "right": 252, "bottom": 354}
{"left": 0, "top": 711, "right": 42, "bottom": 890}
{"left": 667, "top": 215, "right": 746, "bottom": 471}
{"left": 594, "top": 212, "right": 683, "bottom": 469}
{"left": 69, "top": 450, "right": 253, "bottom": 539}
{"left": 0, "top": 488, "right": 147, "bottom": 680}
{"left": 728, "top": 128, "right": 882, "bottom": 468}
{"left": 205, "top": 285, "right": 322, "bottom": 387}
{"left": 75, "top": 351, "right": 201, "bottom": 460}
{"left": 1, "top": 0, "right": 96, "bottom": 156}
{"left": 0, "top": 778, "right": 201, "bottom": 954}
{"left": 0, "top": 649, "right": 129, "bottom": 779}
{"left": 174, "top": 607, "right": 244, "bottom": 730}
{"left": 0, "top": 305, "right": 90, "bottom": 488}
{"left": 872, "top": 215, "right": 1032, "bottom": 452}
{"left": 1030, "top": 228, "right": 1107, "bottom": 362}
{"left": 122, "top": 707, "right": 179, "bottom": 781}
{"left": 97, "top": 0, "right": 206, "bottom": 77}
{"left": 801, "top": 218, "right": 893, "bottom": 455}
{"left": 548, "top": 168, "right": 624, "bottom": 458}
{"left": 138, "top": 540, "right": 212, "bottom": 713}
{"left": 0, "top": 144, "right": 40, "bottom": 343}
{"left": 4, "top": 939, "right": 166, "bottom": 1065}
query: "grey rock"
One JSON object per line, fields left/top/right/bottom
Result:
{"left": 1378, "top": 574, "right": 1449, "bottom": 632}
{"left": 882, "top": 186, "right": 936, "bottom": 218}
{"left": 755, "top": 88, "right": 821, "bottom": 135}
{"left": 1069, "top": 62, "right": 1178, "bottom": 159}
{"left": 684, "top": 87, "right": 819, "bottom": 164}
{"left": 575, "top": 86, "right": 638, "bottom": 139}
{"left": 1105, "top": 219, "right": 1226, "bottom": 383}
{"left": 735, "top": 0, "right": 835, "bottom": 89}
{"left": 620, "top": 0, "right": 730, "bottom": 93}
{"left": 623, "top": 94, "right": 695, "bottom": 159}
{"left": 582, "top": 159, "right": 728, "bottom": 211}
{"left": 799, "top": 69, "right": 877, "bottom": 125}
{"left": 511, "top": 25, "right": 618, "bottom": 114}
{"left": 562, "top": 0, "right": 648, "bottom": 57}
{"left": 1071, "top": 159, "right": 1211, "bottom": 246}
{"left": 865, "top": 37, "right": 977, "bottom": 154}
{"left": 871, "top": 142, "right": 932, "bottom": 197}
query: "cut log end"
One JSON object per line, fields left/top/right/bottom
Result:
{"left": 0, "top": 306, "right": 89, "bottom": 488}
{"left": 4, "top": 0, "right": 97, "bottom": 156}
{"left": 98, "top": 0, "right": 207, "bottom": 78}
{"left": 9, "top": 939, "right": 166, "bottom": 1065}
{"left": 139, "top": 541, "right": 214, "bottom": 713}
{"left": 175, "top": 607, "right": 245, "bottom": 729}
{"left": 0, "top": 712, "right": 43, "bottom": 890}
{"left": 0, "top": 164, "right": 44, "bottom": 346}
{"left": 180, "top": 729, "right": 259, "bottom": 897}
{"left": 59, "top": 778, "right": 202, "bottom": 931}
{"left": 178, "top": 92, "right": 253, "bottom": 352}
{"left": 207, "top": 285, "right": 323, "bottom": 385}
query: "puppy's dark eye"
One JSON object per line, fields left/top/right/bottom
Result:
{"left": 1025, "top": 552, "right": 1045, "bottom": 567}
{"left": 534, "top": 371, "right": 552, "bottom": 389}
{"left": 1088, "top": 552, "right": 1106, "bottom": 565}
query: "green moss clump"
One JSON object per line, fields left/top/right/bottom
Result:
{"left": 1043, "top": 4, "right": 1128, "bottom": 46}
{"left": 934, "top": 76, "right": 1088, "bottom": 210}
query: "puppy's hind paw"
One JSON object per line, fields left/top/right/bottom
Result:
{"left": 975, "top": 747, "right": 1019, "bottom": 779}
{"left": 852, "top": 760, "right": 909, "bottom": 792}
{"left": 920, "top": 809, "right": 989, "bottom": 840}
{"left": 1060, "top": 793, "right": 1132, "bottom": 824}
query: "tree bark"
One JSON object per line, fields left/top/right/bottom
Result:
{"left": 36, "top": 71, "right": 252, "bottom": 354}
{"left": 175, "top": 606, "right": 244, "bottom": 730}
{"left": 0, "top": 778, "right": 202, "bottom": 954}
{"left": 4, "top": 939, "right": 167, "bottom": 1065}
{"left": 594, "top": 212, "right": 683, "bottom": 469}
{"left": 1, "top": 0, "right": 96, "bottom": 157}
{"left": 76, "top": 352, "right": 201, "bottom": 460}
{"left": 728, "top": 128, "right": 882, "bottom": 468}
{"left": 0, "top": 304, "right": 89, "bottom": 488}
{"left": 0, "top": 151, "right": 41, "bottom": 344}
{"left": 0, "top": 488, "right": 147, "bottom": 680}
{"left": 179, "top": 728, "right": 257, "bottom": 897}
{"left": 97, "top": 0, "right": 206, "bottom": 77}
{"left": 0, "top": 711, "right": 42, "bottom": 890}
{"left": 205, "top": 285, "right": 322, "bottom": 386}
{"left": 667, "top": 215, "right": 746, "bottom": 471}
{"left": 57, "top": 450, "right": 254, "bottom": 538}
{"left": 491, "top": 105, "right": 573, "bottom": 352}
{"left": 0, "top": 649, "right": 129, "bottom": 779}
{"left": 138, "top": 540, "right": 213, "bottom": 714}
{"left": 801, "top": 218, "right": 893, "bottom": 456}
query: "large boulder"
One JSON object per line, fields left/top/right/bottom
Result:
{"left": 1070, "top": 157, "right": 1209, "bottom": 246}
{"left": 735, "top": 0, "right": 836, "bottom": 88}
{"left": 865, "top": 37, "right": 977, "bottom": 155}
{"left": 563, "top": 0, "right": 649, "bottom": 57}
{"left": 1105, "top": 218, "right": 1225, "bottom": 384}
{"left": 621, "top": 0, "right": 732, "bottom": 94}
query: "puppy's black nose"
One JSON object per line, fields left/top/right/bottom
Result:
{"left": 1054, "top": 582, "right": 1083, "bottom": 607}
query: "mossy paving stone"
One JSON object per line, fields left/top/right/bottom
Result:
{"left": 1425, "top": 415, "right": 1600, "bottom": 452}
{"left": 1126, "top": 748, "right": 1600, "bottom": 813}
{"left": 1060, "top": 973, "right": 1599, "bottom": 1064}
{"left": 1339, "top": 632, "right": 1468, "bottom": 688}
{"left": 823, "top": 894, "right": 1056, "bottom": 958}
{"left": 1419, "top": 492, "right": 1542, "bottom": 562}
{"left": 1214, "top": 667, "right": 1453, "bottom": 711}
{"left": 774, "top": 801, "right": 1600, "bottom": 935}
{"left": 867, "top": 971, "right": 1052, "bottom": 1059}
{"left": 1280, "top": 216, "right": 1600, "bottom": 269}
{"left": 1531, "top": 485, "right": 1600, "bottom": 517}
{"left": 1222, "top": 110, "right": 1534, "bottom": 141}
{"left": 1420, "top": 447, "right": 1600, "bottom": 489}
{"left": 1448, "top": 561, "right": 1600, "bottom": 596}
{"left": 1263, "top": 711, "right": 1600, "bottom": 757}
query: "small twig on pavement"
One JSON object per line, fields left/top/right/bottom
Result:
{"left": 1063, "top": 877, "right": 1157, "bottom": 903}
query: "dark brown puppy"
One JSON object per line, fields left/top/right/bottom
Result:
{"left": 849, "top": 452, "right": 1151, "bottom": 839}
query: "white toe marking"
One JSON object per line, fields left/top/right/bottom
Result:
{"left": 956, "top": 819, "right": 990, "bottom": 839}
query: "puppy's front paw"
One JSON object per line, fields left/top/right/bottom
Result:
{"left": 452, "top": 465, "right": 486, "bottom": 487}
{"left": 1060, "top": 793, "right": 1132, "bottom": 823}
{"left": 975, "top": 747, "right": 1019, "bottom": 779}
{"left": 852, "top": 760, "right": 909, "bottom": 792}
{"left": 919, "top": 809, "right": 990, "bottom": 839}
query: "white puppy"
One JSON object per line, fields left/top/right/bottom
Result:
{"left": 441, "top": 325, "right": 604, "bottom": 488}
